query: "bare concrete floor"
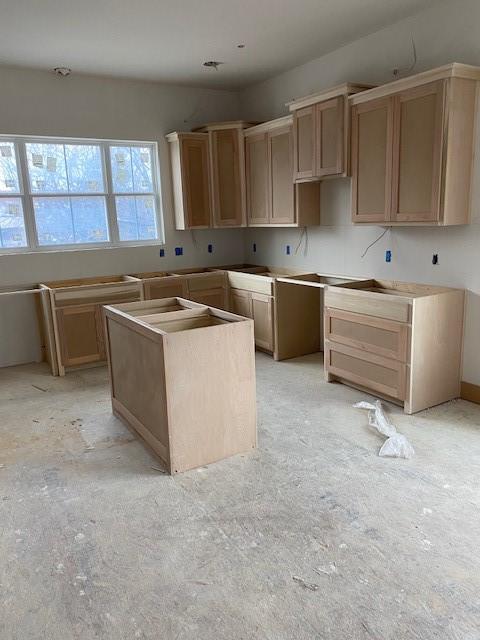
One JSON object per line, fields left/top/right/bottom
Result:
{"left": 1, "top": 353, "right": 480, "bottom": 640}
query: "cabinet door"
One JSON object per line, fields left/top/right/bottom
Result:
{"left": 181, "top": 135, "right": 212, "bottom": 228}
{"left": 391, "top": 81, "right": 444, "bottom": 223}
{"left": 268, "top": 125, "right": 295, "bottom": 224}
{"left": 246, "top": 133, "right": 269, "bottom": 225}
{"left": 315, "top": 97, "right": 344, "bottom": 177}
{"left": 186, "top": 288, "right": 227, "bottom": 310}
{"left": 211, "top": 129, "right": 246, "bottom": 227}
{"left": 351, "top": 97, "right": 394, "bottom": 223}
{"left": 251, "top": 293, "right": 274, "bottom": 352}
{"left": 231, "top": 289, "right": 253, "bottom": 318}
{"left": 56, "top": 304, "right": 104, "bottom": 368}
{"left": 144, "top": 278, "right": 187, "bottom": 300}
{"left": 293, "top": 106, "right": 316, "bottom": 180}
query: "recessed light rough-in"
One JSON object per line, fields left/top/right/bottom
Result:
{"left": 53, "top": 67, "right": 72, "bottom": 76}
{"left": 203, "top": 61, "right": 224, "bottom": 70}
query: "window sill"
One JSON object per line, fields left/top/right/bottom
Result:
{"left": 0, "top": 240, "right": 165, "bottom": 257}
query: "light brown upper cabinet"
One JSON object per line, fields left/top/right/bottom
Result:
{"left": 350, "top": 63, "right": 480, "bottom": 225}
{"left": 245, "top": 117, "right": 320, "bottom": 227}
{"left": 245, "top": 131, "right": 269, "bottom": 225}
{"left": 167, "top": 122, "right": 254, "bottom": 230}
{"left": 200, "top": 123, "right": 248, "bottom": 227}
{"left": 167, "top": 132, "right": 212, "bottom": 229}
{"left": 288, "top": 83, "right": 372, "bottom": 182}
{"left": 351, "top": 97, "right": 394, "bottom": 223}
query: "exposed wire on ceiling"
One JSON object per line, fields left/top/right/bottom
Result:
{"left": 392, "top": 37, "right": 417, "bottom": 79}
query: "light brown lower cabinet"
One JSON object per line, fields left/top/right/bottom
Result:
{"left": 104, "top": 298, "right": 257, "bottom": 474}
{"left": 56, "top": 304, "right": 105, "bottom": 368}
{"left": 134, "top": 271, "right": 229, "bottom": 310}
{"left": 230, "top": 288, "right": 274, "bottom": 353}
{"left": 140, "top": 274, "right": 187, "bottom": 300}
{"left": 39, "top": 276, "right": 142, "bottom": 376}
{"left": 324, "top": 280, "right": 465, "bottom": 413}
{"left": 251, "top": 293, "right": 274, "bottom": 352}
{"left": 231, "top": 288, "right": 253, "bottom": 318}
{"left": 186, "top": 287, "right": 226, "bottom": 309}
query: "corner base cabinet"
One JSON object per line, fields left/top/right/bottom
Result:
{"left": 104, "top": 298, "right": 257, "bottom": 474}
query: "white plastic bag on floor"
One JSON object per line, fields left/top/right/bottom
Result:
{"left": 353, "top": 400, "right": 414, "bottom": 459}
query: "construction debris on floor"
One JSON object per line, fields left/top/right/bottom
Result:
{"left": 1, "top": 353, "right": 480, "bottom": 640}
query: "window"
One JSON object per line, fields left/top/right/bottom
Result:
{"left": 0, "top": 136, "right": 162, "bottom": 253}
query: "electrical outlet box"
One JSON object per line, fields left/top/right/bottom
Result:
{"left": 432, "top": 253, "right": 439, "bottom": 265}
{"left": 385, "top": 250, "right": 392, "bottom": 263}
{"left": 208, "top": 244, "right": 213, "bottom": 253}
{"left": 286, "top": 245, "right": 291, "bottom": 255}
{"left": 253, "top": 243, "right": 257, "bottom": 253}
{"left": 159, "top": 248, "right": 165, "bottom": 257}
{"left": 175, "top": 247, "right": 183, "bottom": 256}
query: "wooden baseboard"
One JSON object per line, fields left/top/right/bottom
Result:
{"left": 461, "top": 381, "right": 480, "bottom": 405}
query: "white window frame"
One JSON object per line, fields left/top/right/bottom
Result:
{"left": 0, "top": 134, "right": 164, "bottom": 254}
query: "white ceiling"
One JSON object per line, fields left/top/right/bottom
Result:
{"left": 0, "top": 0, "right": 440, "bottom": 89}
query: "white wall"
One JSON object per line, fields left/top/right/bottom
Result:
{"left": 0, "top": 66, "right": 244, "bottom": 365}
{"left": 241, "top": 0, "right": 480, "bottom": 386}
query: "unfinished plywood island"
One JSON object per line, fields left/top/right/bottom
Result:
{"left": 103, "top": 298, "right": 257, "bottom": 473}
{"left": 323, "top": 280, "right": 465, "bottom": 413}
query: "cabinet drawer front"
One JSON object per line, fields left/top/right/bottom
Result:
{"left": 227, "top": 272, "right": 273, "bottom": 295}
{"left": 186, "top": 288, "right": 227, "bottom": 310}
{"left": 325, "top": 308, "right": 408, "bottom": 361}
{"left": 325, "top": 288, "right": 410, "bottom": 323}
{"left": 325, "top": 341, "right": 406, "bottom": 400}
{"left": 185, "top": 273, "right": 225, "bottom": 292}
{"left": 54, "top": 283, "right": 141, "bottom": 307}
{"left": 144, "top": 278, "right": 186, "bottom": 300}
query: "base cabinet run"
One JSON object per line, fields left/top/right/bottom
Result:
{"left": 324, "top": 280, "right": 465, "bottom": 413}
{"left": 104, "top": 298, "right": 257, "bottom": 474}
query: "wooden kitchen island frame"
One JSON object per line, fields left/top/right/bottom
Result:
{"left": 103, "top": 298, "right": 257, "bottom": 474}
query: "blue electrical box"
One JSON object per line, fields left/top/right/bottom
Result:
{"left": 175, "top": 247, "right": 183, "bottom": 256}
{"left": 385, "top": 250, "right": 392, "bottom": 263}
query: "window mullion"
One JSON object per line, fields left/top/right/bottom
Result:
{"left": 17, "top": 141, "right": 38, "bottom": 249}
{"left": 103, "top": 143, "right": 119, "bottom": 243}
